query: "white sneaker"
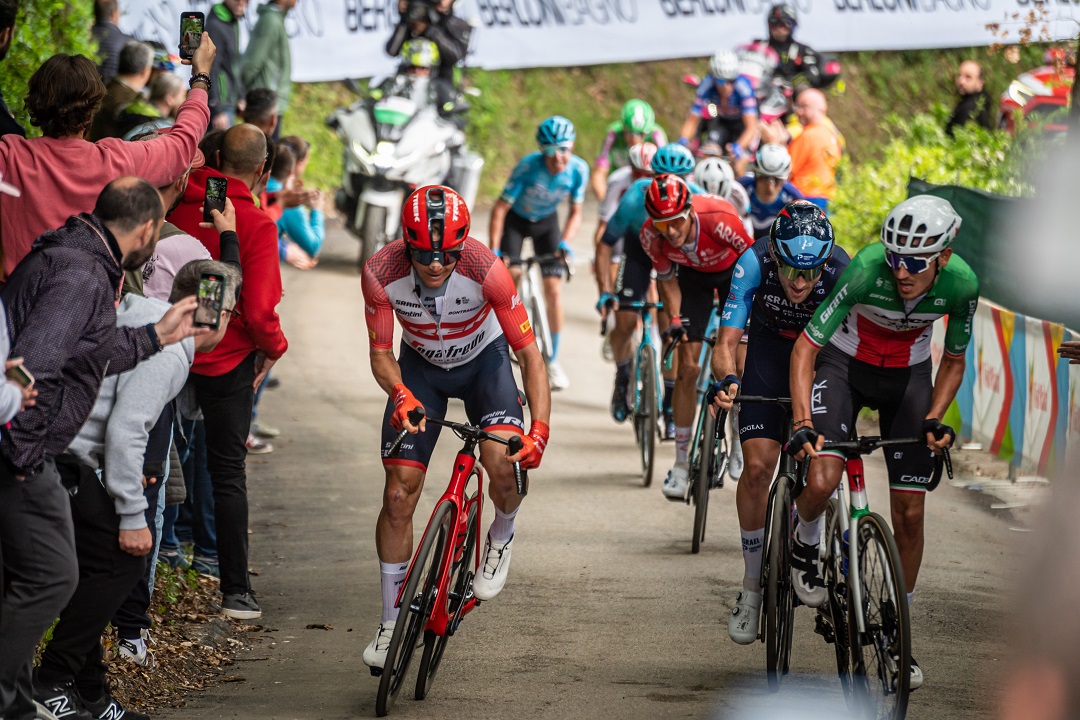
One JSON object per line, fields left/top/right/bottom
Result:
{"left": 728, "top": 590, "right": 762, "bottom": 645}
{"left": 472, "top": 534, "right": 513, "bottom": 601}
{"left": 117, "top": 635, "right": 155, "bottom": 668}
{"left": 790, "top": 537, "right": 827, "bottom": 608}
{"left": 662, "top": 463, "right": 689, "bottom": 501}
{"left": 547, "top": 361, "right": 570, "bottom": 391}
{"left": 362, "top": 621, "right": 396, "bottom": 669}
{"left": 910, "top": 657, "right": 924, "bottom": 690}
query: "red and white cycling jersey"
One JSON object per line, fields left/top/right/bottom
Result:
{"left": 362, "top": 238, "right": 535, "bottom": 369}
{"left": 640, "top": 194, "right": 753, "bottom": 280}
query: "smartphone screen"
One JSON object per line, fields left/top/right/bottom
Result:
{"left": 203, "top": 177, "right": 228, "bottom": 223}
{"left": 194, "top": 273, "right": 226, "bottom": 329}
{"left": 5, "top": 364, "right": 32, "bottom": 388}
{"left": 179, "top": 12, "right": 204, "bottom": 61}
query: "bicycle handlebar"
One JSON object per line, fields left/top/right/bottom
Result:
{"left": 731, "top": 395, "right": 792, "bottom": 407}
{"left": 522, "top": 253, "right": 573, "bottom": 281}
{"left": 821, "top": 435, "right": 954, "bottom": 488}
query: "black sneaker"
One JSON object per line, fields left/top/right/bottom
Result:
{"left": 221, "top": 591, "right": 262, "bottom": 620}
{"left": 610, "top": 381, "right": 630, "bottom": 423}
{"left": 789, "top": 536, "right": 826, "bottom": 608}
{"left": 33, "top": 679, "right": 92, "bottom": 720}
{"left": 81, "top": 694, "right": 150, "bottom": 720}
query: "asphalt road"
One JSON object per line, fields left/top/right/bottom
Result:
{"left": 160, "top": 217, "right": 1023, "bottom": 720}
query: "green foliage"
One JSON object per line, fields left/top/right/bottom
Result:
{"left": 0, "top": 0, "right": 98, "bottom": 134}
{"left": 280, "top": 81, "right": 356, "bottom": 191}
{"left": 155, "top": 562, "right": 199, "bottom": 614}
{"left": 829, "top": 107, "right": 1043, "bottom": 254}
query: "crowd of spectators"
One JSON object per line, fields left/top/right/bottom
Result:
{"left": 0, "top": 0, "right": 321, "bottom": 717}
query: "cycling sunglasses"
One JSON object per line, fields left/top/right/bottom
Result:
{"left": 776, "top": 261, "right": 823, "bottom": 282}
{"left": 412, "top": 249, "right": 462, "bottom": 266}
{"left": 541, "top": 144, "right": 573, "bottom": 157}
{"left": 653, "top": 211, "right": 691, "bottom": 232}
{"left": 884, "top": 249, "right": 941, "bottom": 275}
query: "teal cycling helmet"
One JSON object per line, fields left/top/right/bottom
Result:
{"left": 537, "top": 116, "right": 576, "bottom": 146}
{"left": 621, "top": 99, "right": 655, "bottom": 135}
{"left": 652, "top": 143, "right": 696, "bottom": 177}
{"left": 770, "top": 200, "right": 835, "bottom": 269}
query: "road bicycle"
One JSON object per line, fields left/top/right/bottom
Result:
{"left": 812, "top": 435, "right": 952, "bottom": 720}
{"left": 374, "top": 407, "right": 527, "bottom": 717}
{"left": 601, "top": 300, "right": 665, "bottom": 487}
{"left": 517, "top": 252, "right": 572, "bottom": 364}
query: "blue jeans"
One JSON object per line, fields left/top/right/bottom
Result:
{"left": 161, "top": 419, "right": 217, "bottom": 559}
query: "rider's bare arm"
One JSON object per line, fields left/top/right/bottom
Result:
{"left": 594, "top": 241, "right": 614, "bottom": 296}
{"left": 679, "top": 112, "right": 700, "bottom": 144}
{"left": 789, "top": 335, "right": 824, "bottom": 458}
{"left": 710, "top": 326, "right": 745, "bottom": 411}
{"left": 562, "top": 202, "right": 584, "bottom": 243}
{"left": 590, "top": 167, "right": 609, "bottom": 202}
{"left": 370, "top": 348, "right": 405, "bottom": 397}
{"left": 360, "top": 264, "right": 401, "bottom": 397}
{"left": 925, "top": 352, "right": 965, "bottom": 452}
{"left": 488, "top": 199, "right": 511, "bottom": 253}
{"left": 737, "top": 112, "right": 759, "bottom": 152}
{"left": 515, "top": 342, "right": 551, "bottom": 430}
{"left": 656, "top": 275, "right": 682, "bottom": 323}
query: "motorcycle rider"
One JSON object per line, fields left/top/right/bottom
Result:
{"left": 761, "top": 4, "right": 835, "bottom": 94}
{"left": 678, "top": 50, "right": 758, "bottom": 177}
{"left": 386, "top": 0, "right": 471, "bottom": 114}
{"left": 592, "top": 99, "right": 667, "bottom": 201}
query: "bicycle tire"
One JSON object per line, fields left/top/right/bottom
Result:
{"left": 375, "top": 501, "right": 452, "bottom": 717}
{"left": 824, "top": 499, "right": 853, "bottom": 701}
{"left": 691, "top": 404, "right": 717, "bottom": 554}
{"left": 415, "top": 499, "right": 479, "bottom": 700}
{"left": 527, "top": 270, "right": 553, "bottom": 362}
{"left": 849, "top": 512, "right": 911, "bottom": 720}
{"left": 637, "top": 344, "right": 659, "bottom": 487}
{"left": 764, "top": 474, "right": 794, "bottom": 690}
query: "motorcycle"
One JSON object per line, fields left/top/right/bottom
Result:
{"left": 326, "top": 75, "right": 484, "bottom": 269}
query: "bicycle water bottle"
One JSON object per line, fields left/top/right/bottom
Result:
{"left": 840, "top": 529, "right": 850, "bottom": 577}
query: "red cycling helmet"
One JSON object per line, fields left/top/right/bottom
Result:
{"left": 645, "top": 174, "right": 692, "bottom": 221}
{"left": 401, "top": 185, "right": 471, "bottom": 252}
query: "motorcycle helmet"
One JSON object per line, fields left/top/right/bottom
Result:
{"left": 536, "top": 115, "right": 576, "bottom": 146}
{"left": 753, "top": 144, "right": 792, "bottom": 179}
{"left": 710, "top": 50, "right": 740, "bottom": 82}
{"left": 651, "top": 143, "right": 696, "bottom": 177}
{"left": 402, "top": 39, "right": 440, "bottom": 69}
{"left": 628, "top": 142, "right": 658, "bottom": 173}
{"left": 401, "top": 185, "right": 471, "bottom": 253}
{"left": 693, "top": 157, "right": 735, "bottom": 198}
{"left": 768, "top": 3, "right": 798, "bottom": 29}
{"left": 645, "top": 174, "right": 692, "bottom": 221}
{"left": 880, "top": 195, "right": 961, "bottom": 255}
{"left": 621, "top": 99, "right": 655, "bottom": 135}
{"left": 770, "top": 200, "right": 835, "bottom": 269}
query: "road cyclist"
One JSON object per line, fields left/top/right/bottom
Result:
{"left": 785, "top": 194, "right": 979, "bottom": 690}
{"left": 591, "top": 99, "right": 667, "bottom": 201}
{"left": 740, "top": 143, "right": 804, "bottom": 240}
{"left": 693, "top": 155, "right": 751, "bottom": 231}
{"left": 489, "top": 115, "right": 589, "bottom": 391}
{"left": 360, "top": 185, "right": 552, "bottom": 672}
{"left": 678, "top": 49, "right": 760, "bottom": 176}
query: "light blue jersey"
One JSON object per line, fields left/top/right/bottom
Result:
{"left": 601, "top": 177, "right": 706, "bottom": 247}
{"left": 500, "top": 152, "right": 590, "bottom": 222}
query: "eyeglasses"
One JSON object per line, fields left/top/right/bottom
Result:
{"left": 413, "top": 249, "right": 462, "bottom": 266}
{"left": 760, "top": 176, "right": 786, "bottom": 186}
{"left": 776, "top": 261, "right": 822, "bottom": 282}
{"left": 884, "top": 249, "right": 941, "bottom": 275}
{"left": 652, "top": 211, "right": 690, "bottom": 232}
{"left": 541, "top": 144, "right": 573, "bottom": 157}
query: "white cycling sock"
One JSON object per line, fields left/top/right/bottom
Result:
{"left": 796, "top": 513, "right": 821, "bottom": 546}
{"left": 380, "top": 560, "right": 409, "bottom": 624}
{"left": 907, "top": 590, "right": 915, "bottom": 607}
{"left": 488, "top": 505, "right": 518, "bottom": 545}
{"left": 675, "top": 427, "right": 692, "bottom": 464}
{"left": 741, "top": 528, "right": 765, "bottom": 592}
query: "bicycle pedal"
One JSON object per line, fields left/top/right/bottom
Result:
{"left": 369, "top": 666, "right": 384, "bottom": 677}
{"left": 814, "top": 613, "right": 836, "bottom": 644}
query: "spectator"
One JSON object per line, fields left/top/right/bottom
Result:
{"left": 239, "top": 87, "right": 278, "bottom": 140}
{"left": 241, "top": 0, "right": 295, "bottom": 139}
{"left": 0, "top": 0, "right": 24, "bottom": 138}
{"left": 0, "top": 178, "right": 202, "bottom": 720}
{"left": 91, "top": 0, "right": 132, "bottom": 84}
{"left": 276, "top": 135, "right": 324, "bottom": 262}
{"left": 119, "top": 71, "right": 186, "bottom": 140}
{"left": 207, "top": 0, "right": 248, "bottom": 130}
{"left": 788, "top": 89, "right": 843, "bottom": 213}
{"left": 167, "top": 124, "right": 289, "bottom": 620}
{"left": 946, "top": 60, "right": 993, "bottom": 136}
{"left": 89, "top": 40, "right": 153, "bottom": 141}
{"left": 0, "top": 37, "right": 215, "bottom": 279}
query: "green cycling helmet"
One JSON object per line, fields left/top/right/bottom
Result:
{"left": 621, "top": 99, "right": 655, "bottom": 135}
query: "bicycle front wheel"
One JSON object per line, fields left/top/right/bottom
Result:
{"left": 849, "top": 512, "right": 910, "bottom": 720}
{"left": 375, "top": 501, "right": 452, "bottom": 717}
{"left": 764, "top": 474, "right": 794, "bottom": 690}
{"left": 824, "top": 499, "right": 853, "bottom": 701}
{"left": 691, "top": 405, "right": 717, "bottom": 555}
{"left": 637, "top": 344, "right": 659, "bottom": 487}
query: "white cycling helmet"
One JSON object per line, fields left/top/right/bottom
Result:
{"left": 693, "top": 156, "right": 735, "bottom": 199}
{"left": 628, "top": 141, "right": 658, "bottom": 173}
{"left": 880, "top": 195, "right": 962, "bottom": 255}
{"left": 710, "top": 50, "right": 740, "bottom": 81}
{"left": 753, "top": 143, "right": 791, "bottom": 179}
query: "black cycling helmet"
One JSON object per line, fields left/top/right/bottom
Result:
{"left": 768, "top": 3, "right": 797, "bottom": 29}
{"left": 770, "top": 200, "right": 834, "bottom": 269}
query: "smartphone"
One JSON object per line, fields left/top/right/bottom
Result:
{"left": 194, "top": 272, "right": 226, "bottom": 330}
{"left": 203, "top": 177, "right": 228, "bottom": 223}
{"left": 179, "top": 12, "right": 204, "bottom": 61}
{"left": 5, "top": 363, "right": 32, "bottom": 388}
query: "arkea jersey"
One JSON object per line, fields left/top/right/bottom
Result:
{"left": 500, "top": 152, "right": 589, "bottom": 222}
{"left": 595, "top": 121, "right": 668, "bottom": 170}
{"left": 362, "top": 238, "right": 535, "bottom": 369}
{"left": 692, "top": 74, "right": 759, "bottom": 119}
{"left": 640, "top": 194, "right": 754, "bottom": 280}
{"left": 803, "top": 244, "right": 980, "bottom": 368}
{"left": 722, "top": 240, "right": 850, "bottom": 340}
{"left": 601, "top": 177, "right": 706, "bottom": 248}
{"left": 739, "top": 176, "right": 805, "bottom": 239}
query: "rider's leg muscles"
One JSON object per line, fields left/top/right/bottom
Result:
{"left": 376, "top": 464, "right": 427, "bottom": 622}
{"left": 889, "top": 490, "right": 925, "bottom": 594}
{"left": 673, "top": 340, "right": 701, "bottom": 464}
{"left": 480, "top": 434, "right": 525, "bottom": 542}
{"left": 794, "top": 456, "right": 844, "bottom": 544}
{"left": 736, "top": 438, "right": 782, "bottom": 591}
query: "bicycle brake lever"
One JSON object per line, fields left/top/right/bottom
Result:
{"left": 388, "top": 407, "right": 427, "bottom": 458}
{"left": 942, "top": 446, "right": 953, "bottom": 480}
{"left": 507, "top": 435, "right": 528, "bottom": 496}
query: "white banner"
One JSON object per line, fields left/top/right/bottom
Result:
{"left": 119, "top": 0, "right": 1080, "bottom": 83}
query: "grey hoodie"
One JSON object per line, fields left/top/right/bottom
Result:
{"left": 67, "top": 294, "right": 195, "bottom": 530}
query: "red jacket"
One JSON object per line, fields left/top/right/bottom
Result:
{"left": 168, "top": 167, "right": 288, "bottom": 376}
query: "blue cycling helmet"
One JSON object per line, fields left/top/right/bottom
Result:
{"left": 770, "top": 200, "right": 835, "bottom": 269}
{"left": 651, "top": 143, "right": 696, "bottom": 177}
{"left": 536, "top": 116, "right": 576, "bottom": 146}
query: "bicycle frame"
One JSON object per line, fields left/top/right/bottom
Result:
{"left": 629, "top": 303, "right": 664, "bottom": 419}
{"left": 517, "top": 253, "right": 572, "bottom": 363}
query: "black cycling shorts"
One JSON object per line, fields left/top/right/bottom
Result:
{"left": 738, "top": 331, "right": 795, "bottom": 444}
{"left": 614, "top": 229, "right": 652, "bottom": 305}
{"left": 500, "top": 209, "right": 565, "bottom": 279}
{"left": 676, "top": 264, "right": 735, "bottom": 343}
{"left": 381, "top": 340, "right": 525, "bottom": 471}
{"left": 811, "top": 344, "right": 936, "bottom": 493}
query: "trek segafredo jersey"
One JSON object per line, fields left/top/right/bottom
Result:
{"left": 802, "top": 244, "right": 979, "bottom": 368}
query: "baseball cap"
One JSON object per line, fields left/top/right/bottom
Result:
{"left": 0, "top": 171, "right": 19, "bottom": 197}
